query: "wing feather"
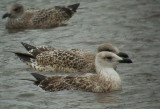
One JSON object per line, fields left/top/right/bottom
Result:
{"left": 38, "top": 74, "right": 102, "bottom": 92}
{"left": 35, "top": 50, "right": 88, "bottom": 72}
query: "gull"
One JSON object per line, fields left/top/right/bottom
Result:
{"left": 20, "top": 42, "right": 129, "bottom": 63}
{"left": 14, "top": 42, "right": 129, "bottom": 73}
{"left": 26, "top": 51, "right": 132, "bottom": 92}
{"left": 2, "top": 3, "right": 80, "bottom": 29}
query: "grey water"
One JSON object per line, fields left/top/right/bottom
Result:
{"left": 0, "top": 0, "right": 160, "bottom": 109}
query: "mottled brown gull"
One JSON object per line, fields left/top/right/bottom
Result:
{"left": 14, "top": 42, "right": 129, "bottom": 73}
{"left": 24, "top": 51, "right": 132, "bottom": 92}
{"left": 2, "top": 3, "right": 80, "bottom": 29}
{"left": 20, "top": 42, "right": 129, "bottom": 62}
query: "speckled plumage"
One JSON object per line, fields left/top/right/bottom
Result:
{"left": 2, "top": 3, "right": 80, "bottom": 29}
{"left": 15, "top": 49, "right": 94, "bottom": 73}
{"left": 28, "top": 52, "right": 132, "bottom": 92}
{"left": 14, "top": 42, "right": 129, "bottom": 73}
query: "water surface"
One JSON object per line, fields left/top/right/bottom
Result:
{"left": 0, "top": 0, "right": 160, "bottom": 109}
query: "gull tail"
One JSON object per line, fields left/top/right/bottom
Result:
{"left": 21, "top": 42, "right": 36, "bottom": 51}
{"left": 31, "top": 73, "right": 46, "bottom": 85}
{"left": 68, "top": 3, "right": 80, "bottom": 12}
{"left": 20, "top": 78, "right": 36, "bottom": 82}
{"left": 20, "top": 76, "right": 44, "bottom": 86}
{"left": 14, "top": 52, "right": 35, "bottom": 63}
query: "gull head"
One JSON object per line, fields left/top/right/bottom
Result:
{"left": 97, "top": 43, "right": 129, "bottom": 58}
{"left": 95, "top": 51, "right": 132, "bottom": 68}
{"left": 2, "top": 3, "right": 24, "bottom": 19}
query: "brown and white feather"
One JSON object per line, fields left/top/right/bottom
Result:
{"left": 3, "top": 3, "right": 80, "bottom": 29}
{"left": 25, "top": 50, "right": 94, "bottom": 73}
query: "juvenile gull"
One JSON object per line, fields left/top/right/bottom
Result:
{"left": 20, "top": 42, "right": 129, "bottom": 61}
{"left": 20, "top": 42, "right": 129, "bottom": 59}
{"left": 2, "top": 3, "right": 80, "bottom": 29}
{"left": 14, "top": 42, "right": 129, "bottom": 73}
{"left": 26, "top": 51, "right": 132, "bottom": 92}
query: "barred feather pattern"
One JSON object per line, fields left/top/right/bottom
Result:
{"left": 33, "top": 65, "right": 122, "bottom": 92}
{"left": 38, "top": 74, "right": 106, "bottom": 92}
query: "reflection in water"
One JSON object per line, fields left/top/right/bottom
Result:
{"left": 6, "top": 24, "right": 68, "bottom": 33}
{"left": 95, "top": 91, "right": 121, "bottom": 103}
{"left": 17, "top": 93, "right": 35, "bottom": 98}
{"left": 7, "top": 29, "right": 27, "bottom": 33}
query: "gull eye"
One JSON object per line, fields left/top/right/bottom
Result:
{"left": 14, "top": 8, "right": 20, "bottom": 12}
{"left": 105, "top": 49, "right": 110, "bottom": 51}
{"left": 106, "top": 56, "right": 112, "bottom": 60}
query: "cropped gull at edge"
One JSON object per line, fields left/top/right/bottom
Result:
{"left": 2, "top": 3, "right": 80, "bottom": 29}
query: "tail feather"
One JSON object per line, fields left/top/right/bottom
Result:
{"left": 14, "top": 52, "right": 35, "bottom": 62}
{"left": 20, "top": 78, "right": 41, "bottom": 86}
{"left": 31, "top": 73, "right": 46, "bottom": 84}
{"left": 21, "top": 42, "right": 36, "bottom": 51}
{"left": 68, "top": 3, "right": 80, "bottom": 12}
{"left": 20, "top": 79, "right": 36, "bottom": 82}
